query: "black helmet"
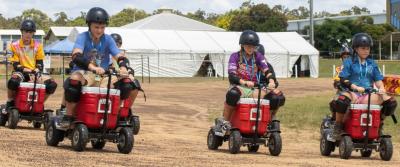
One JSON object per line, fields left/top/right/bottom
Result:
{"left": 86, "top": 7, "right": 109, "bottom": 25}
{"left": 239, "top": 30, "right": 259, "bottom": 46}
{"left": 110, "top": 33, "right": 122, "bottom": 45}
{"left": 352, "top": 33, "right": 373, "bottom": 49}
{"left": 256, "top": 44, "right": 265, "bottom": 55}
{"left": 20, "top": 20, "right": 36, "bottom": 32}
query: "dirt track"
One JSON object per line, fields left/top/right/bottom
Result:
{"left": 0, "top": 78, "right": 399, "bottom": 167}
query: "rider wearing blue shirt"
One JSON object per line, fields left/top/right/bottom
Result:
{"left": 72, "top": 31, "right": 120, "bottom": 71}
{"left": 340, "top": 55, "right": 383, "bottom": 89}
{"left": 60, "top": 7, "right": 133, "bottom": 127}
{"left": 331, "top": 33, "right": 397, "bottom": 140}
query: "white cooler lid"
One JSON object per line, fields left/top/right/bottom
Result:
{"left": 19, "top": 82, "right": 46, "bottom": 89}
{"left": 350, "top": 104, "right": 382, "bottom": 110}
{"left": 82, "top": 87, "right": 120, "bottom": 96}
{"left": 238, "top": 98, "right": 269, "bottom": 105}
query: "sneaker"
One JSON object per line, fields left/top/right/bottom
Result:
{"left": 57, "top": 115, "right": 74, "bottom": 128}
{"left": 214, "top": 117, "right": 231, "bottom": 136}
{"left": 0, "top": 104, "right": 7, "bottom": 114}
{"left": 5, "top": 100, "right": 14, "bottom": 109}
{"left": 58, "top": 107, "right": 67, "bottom": 116}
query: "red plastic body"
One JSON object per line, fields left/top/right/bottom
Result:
{"left": 119, "top": 96, "right": 133, "bottom": 118}
{"left": 15, "top": 82, "right": 46, "bottom": 113}
{"left": 345, "top": 104, "right": 381, "bottom": 140}
{"left": 230, "top": 98, "right": 271, "bottom": 136}
{"left": 76, "top": 87, "right": 120, "bottom": 129}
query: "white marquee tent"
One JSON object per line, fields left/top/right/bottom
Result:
{"left": 66, "top": 27, "right": 319, "bottom": 78}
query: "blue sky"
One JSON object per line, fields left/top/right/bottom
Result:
{"left": 0, "top": 0, "right": 386, "bottom": 19}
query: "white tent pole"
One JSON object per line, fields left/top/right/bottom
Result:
{"left": 383, "top": 64, "right": 385, "bottom": 76}
{"left": 295, "top": 65, "right": 298, "bottom": 78}
{"left": 333, "top": 65, "right": 336, "bottom": 78}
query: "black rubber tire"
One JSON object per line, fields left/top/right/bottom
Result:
{"left": 360, "top": 149, "right": 372, "bottom": 157}
{"left": 0, "top": 113, "right": 7, "bottom": 126}
{"left": 91, "top": 140, "right": 106, "bottom": 150}
{"left": 339, "top": 136, "right": 353, "bottom": 159}
{"left": 45, "top": 120, "right": 65, "bottom": 146}
{"left": 131, "top": 115, "right": 140, "bottom": 135}
{"left": 320, "top": 131, "right": 335, "bottom": 156}
{"left": 207, "top": 128, "right": 223, "bottom": 150}
{"left": 379, "top": 137, "right": 393, "bottom": 161}
{"left": 247, "top": 144, "right": 260, "bottom": 152}
{"left": 228, "top": 130, "right": 242, "bottom": 154}
{"left": 7, "top": 108, "right": 19, "bottom": 129}
{"left": 268, "top": 132, "right": 282, "bottom": 156}
{"left": 33, "top": 121, "right": 41, "bottom": 129}
{"left": 117, "top": 127, "right": 134, "bottom": 154}
{"left": 71, "top": 124, "right": 89, "bottom": 152}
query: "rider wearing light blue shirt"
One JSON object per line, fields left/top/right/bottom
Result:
{"left": 72, "top": 31, "right": 120, "bottom": 71}
{"left": 339, "top": 55, "right": 383, "bottom": 89}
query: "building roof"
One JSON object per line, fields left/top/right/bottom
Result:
{"left": 48, "top": 27, "right": 75, "bottom": 36}
{"left": 44, "top": 26, "right": 78, "bottom": 40}
{"left": 288, "top": 12, "right": 386, "bottom": 23}
{"left": 0, "top": 29, "right": 45, "bottom": 36}
{"left": 122, "top": 11, "right": 225, "bottom": 31}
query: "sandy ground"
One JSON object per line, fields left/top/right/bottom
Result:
{"left": 0, "top": 77, "right": 399, "bottom": 167}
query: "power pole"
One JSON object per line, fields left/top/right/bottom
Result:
{"left": 309, "top": 0, "right": 314, "bottom": 46}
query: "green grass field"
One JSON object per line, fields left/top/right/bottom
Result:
{"left": 319, "top": 59, "right": 400, "bottom": 78}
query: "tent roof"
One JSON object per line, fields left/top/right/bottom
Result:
{"left": 45, "top": 38, "right": 74, "bottom": 54}
{"left": 107, "top": 29, "right": 157, "bottom": 52}
{"left": 206, "top": 31, "right": 240, "bottom": 53}
{"left": 66, "top": 27, "right": 318, "bottom": 56}
{"left": 176, "top": 31, "right": 224, "bottom": 53}
{"left": 268, "top": 32, "right": 319, "bottom": 55}
{"left": 44, "top": 40, "right": 60, "bottom": 52}
{"left": 122, "top": 12, "right": 225, "bottom": 32}
{"left": 257, "top": 33, "right": 288, "bottom": 55}
{"left": 142, "top": 30, "right": 190, "bottom": 53}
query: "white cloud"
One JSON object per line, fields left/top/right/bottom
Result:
{"left": 209, "top": 0, "right": 235, "bottom": 12}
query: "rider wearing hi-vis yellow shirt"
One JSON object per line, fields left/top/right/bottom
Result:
{"left": 5, "top": 20, "right": 58, "bottom": 109}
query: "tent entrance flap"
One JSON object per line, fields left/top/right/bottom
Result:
{"left": 195, "top": 54, "right": 216, "bottom": 77}
{"left": 291, "top": 55, "right": 311, "bottom": 77}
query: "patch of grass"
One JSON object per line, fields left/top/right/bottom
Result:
{"left": 319, "top": 59, "right": 400, "bottom": 78}
{"left": 279, "top": 93, "right": 332, "bottom": 129}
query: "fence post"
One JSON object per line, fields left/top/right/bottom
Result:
{"left": 148, "top": 56, "right": 150, "bottom": 84}
{"left": 383, "top": 64, "right": 385, "bottom": 76}
{"left": 141, "top": 55, "right": 144, "bottom": 83}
